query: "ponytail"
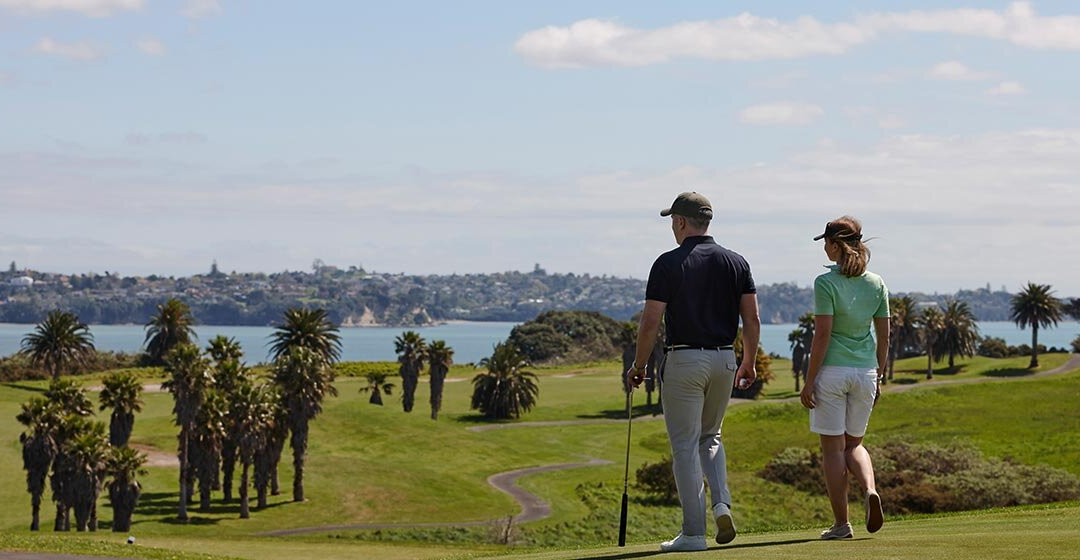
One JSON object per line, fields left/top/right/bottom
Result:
{"left": 826, "top": 215, "right": 870, "bottom": 277}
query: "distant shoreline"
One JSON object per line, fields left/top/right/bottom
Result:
{"left": 0, "top": 319, "right": 518, "bottom": 329}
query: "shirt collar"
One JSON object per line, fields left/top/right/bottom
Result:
{"left": 681, "top": 235, "right": 715, "bottom": 247}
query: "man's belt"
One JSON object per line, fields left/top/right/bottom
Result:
{"left": 664, "top": 344, "right": 734, "bottom": 354}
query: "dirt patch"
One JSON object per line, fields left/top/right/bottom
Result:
{"left": 130, "top": 443, "right": 178, "bottom": 468}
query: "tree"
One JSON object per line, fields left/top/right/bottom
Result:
{"left": 106, "top": 446, "right": 147, "bottom": 532}
{"left": 1063, "top": 298, "right": 1080, "bottom": 321}
{"left": 359, "top": 372, "right": 395, "bottom": 405}
{"left": 939, "top": 300, "right": 980, "bottom": 368}
{"left": 162, "top": 343, "right": 213, "bottom": 521}
{"left": 733, "top": 329, "right": 774, "bottom": 399}
{"left": 471, "top": 343, "right": 539, "bottom": 420}
{"left": 269, "top": 308, "right": 342, "bottom": 365}
{"left": 1071, "top": 334, "right": 1080, "bottom": 354}
{"left": 918, "top": 307, "right": 945, "bottom": 379}
{"left": 190, "top": 390, "right": 226, "bottom": 512}
{"left": 229, "top": 383, "right": 274, "bottom": 519}
{"left": 34, "top": 380, "right": 94, "bottom": 531}
{"left": 65, "top": 424, "right": 109, "bottom": 531}
{"left": 17, "top": 398, "right": 59, "bottom": 531}
{"left": 887, "top": 296, "right": 919, "bottom": 382}
{"left": 20, "top": 310, "right": 95, "bottom": 380}
{"left": 145, "top": 299, "right": 197, "bottom": 365}
{"left": 272, "top": 347, "right": 337, "bottom": 502}
{"left": 787, "top": 313, "right": 814, "bottom": 391}
{"left": 394, "top": 331, "right": 427, "bottom": 413}
{"left": 207, "top": 335, "right": 243, "bottom": 365}
{"left": 98, "top": 372, "right": 143, "bottom": 447}
{"left": 213, "top": 359, "right": 250, "bottom": 502}
{"left": 427, "top": 340, "right": 454, "bottom": 420}
{"left": 1011, "top": 283, "right": 1063, "bottom": 369}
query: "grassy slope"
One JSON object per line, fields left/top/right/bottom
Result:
{"left": 0, "top": 353, "right": 1077, "bottom": 559}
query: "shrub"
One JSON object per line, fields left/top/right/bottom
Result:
{"left": 1072, "top": 335, "right": 1080, "bottom": 354}
{"left": 758, "top": 447, "right": 824, "bottom": 493}
{"left": 507, "top": 310, "right": 622, "bottom": 364}
{"left": 977, "top": 337, "right": 1009, "bottom": 358}
{"left": 732, "top": 330, "right": 775, "bottom": 399}
{"left": 635, "top": 456, "right": 679, "bottom": 505}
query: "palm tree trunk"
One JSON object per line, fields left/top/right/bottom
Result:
{"left": 31, "top": 492, "right": 41, "bottom": 531}
{"left": 926, "top": 345, "right": 934, "bottom": 379}
{"left": 1030, "top": 324, "right": 1039, "bottom": 368}
{"left": 239, "top": 463, "right": 250, "bottom": 519}
{"left": 370, "top": 388, "right": 382, "bottom": 405}
{"left": 222, "top": 443, "right": 236, "bottom": 502}
{"left": 291, "top": 421, "right": 308, "bottom": 502}
{"left": 178, "top": 430, "right": 189, "bottom": 522}
{"left": 949, "top": 351, "right": 955, "bottom": 369}
{"left": 89, "top": 497, "right": 98, "bottom": 532}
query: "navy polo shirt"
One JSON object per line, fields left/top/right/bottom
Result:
{"left": 645, "top": 236, "right": 755, "bottom": 347}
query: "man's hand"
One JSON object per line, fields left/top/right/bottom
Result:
{"left": 800, "top": 384, "right": 816, "bottom": 409}
{"left": 626, "top": 367, "right": 645, "bottom": 389}
{"left": 735, "top": 363, "right": 756, "bottom": 392}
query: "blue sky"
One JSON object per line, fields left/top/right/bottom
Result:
{"left": 1, "top": 1, "right": 1078, "bottom": 295}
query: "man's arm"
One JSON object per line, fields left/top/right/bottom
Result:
{"left": 629, "top": 300, "right": 665, "bottom": 387}
{"left": 736, "top": 293, "right": 760, "bottom": 389}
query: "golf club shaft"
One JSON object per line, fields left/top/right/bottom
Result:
{"left": 618, "top": 387, "right": 633, "bottom": 547}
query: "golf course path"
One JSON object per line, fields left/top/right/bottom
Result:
{"left": 0, "top": 554, "right": 132, "bottom": 560}
{"left": 257, "top": 457, "right": 613, "bottom": 536}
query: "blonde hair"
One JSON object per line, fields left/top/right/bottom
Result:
{"left": 826, "top": 216, "right": 870, "bottom": 277}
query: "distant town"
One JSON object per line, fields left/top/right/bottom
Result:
{"left": 0, "top": 261, "right": 1051, "bottom": 326}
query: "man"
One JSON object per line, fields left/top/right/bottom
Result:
{"left": 628, "top": 192, "right": 760, "bottom": 552}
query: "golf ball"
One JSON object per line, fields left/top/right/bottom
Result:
{"left": 127, "top": 536, "right": 135, "bottom": 544}
{"left": 738, "top": 379, "right": 749, "bottom": 390}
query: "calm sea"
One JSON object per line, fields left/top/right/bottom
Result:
{"left": 0, "top": 321, "right": 1075, "bottom": 364}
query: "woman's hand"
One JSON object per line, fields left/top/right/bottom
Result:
{"left": 800, "top": 384, "right": 816, "bottom": 409}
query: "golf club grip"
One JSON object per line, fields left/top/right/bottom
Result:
{"left": 618, "top": 492, "right": 628, "bottom": 546}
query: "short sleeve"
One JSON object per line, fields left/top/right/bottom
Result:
{"left": 742, "top": 261, "right": 757, "bottom": 294}
{"left": 874, "top": 282, "right": 891, "bottom": 318}
{"left": 813, "top": 276, "right": 834, "bottom": 316}
{"left": 645, "top": 257, "right": 671, "bottom": 303}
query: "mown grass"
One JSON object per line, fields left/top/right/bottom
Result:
{"left": 1, "top": 354, "right": 1077, "bottom": 559}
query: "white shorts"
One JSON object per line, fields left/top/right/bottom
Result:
{"left": 809, "top": 366, "right": 878, "bottom": 437}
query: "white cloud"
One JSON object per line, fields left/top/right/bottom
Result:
{"left": 877, "top": 115, "right": 906, "bottom": 129}
{"left": 34, "top": 37, "right": 102, "bottom": 60}
{"left": 929, "top": 60, "right": 992, "bottom": 81}
{"left": 0, "top": 0, "right": 141, "bottom": 17}
{"left": 125, "top": 131, "right": 207, "bottom": 146}
{"left": 516, "top": 2, "right": 1080, "bottom": 68}
{"left": 182, "top": 0, "right": 220, "bottom": 19}
{"left": 135, "top": 37, "right": 165, "bottom": 56}
{"left": 986, "top": 80, "right": 1027, "bottom": 95}
{"left": 739, "top": 102, "right": 823, "bottom": 125}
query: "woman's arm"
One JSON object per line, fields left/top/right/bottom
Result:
{"left": 800, "top": 315, "right": 833, "bottom": 409}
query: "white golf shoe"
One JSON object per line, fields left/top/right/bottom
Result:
{"left": 713, "top": 502, "right": 737, "bottom": 544}
{"left": 659, "top": 533, "right": 708, "bottom": 552}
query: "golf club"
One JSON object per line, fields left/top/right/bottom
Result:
{"left": 618, "top": 384, "right": 634, "bottom": 547}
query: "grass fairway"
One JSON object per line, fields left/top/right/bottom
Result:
{"left": 1, "top": 353, "right": 1078, "bottom": 559}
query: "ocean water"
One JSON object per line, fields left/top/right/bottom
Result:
{"left": 1, "top": 320, "right": 1075, "bottom": 364}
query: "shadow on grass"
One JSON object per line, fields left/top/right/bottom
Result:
{"left": 888, "top": 378, "right": 918, "bottom": 385}
{"left": 982, "top": 367, "right": 1036, "bottom": 378}
{"left": 453, "top": 414, "right": 516, "bottom": 426}
{"left": 585, "top": 538, "right": 825, "bottom": 559}
{"left": 0, "top": 381, "right": 47, "bottom": 393}
{"left": 577, "top": 404, "right": 663, "bottom": 420}
{"left": 134, "top": 491, "right": 289, "bottom": 523}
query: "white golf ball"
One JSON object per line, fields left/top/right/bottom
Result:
{"left": 127, "top": 536, "right": 136, "bottom": 544}
{"left": 738, "top": 379, "right": 749, "bottom": 390}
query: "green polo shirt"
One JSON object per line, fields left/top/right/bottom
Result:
{"left": 814, "top": 265, "right": 890, "bottom": 368}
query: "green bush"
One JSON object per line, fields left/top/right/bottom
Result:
{"left": 977, "top": 336, "right": 1010, "bottom": 358}
{"left": 507, "top": 310, "right": 623, "bottom": 364}
{"left": 759, "top": 441, "right": 1080, "bottom": 515}
{"left": 635, "top": 456, "right": 680, "bottom": 505}
{"left": 0, "top": 350, "right": 142, "bottom": 381}
{"left": 1071, "top": 335, "right": 1080, "bottom": 354}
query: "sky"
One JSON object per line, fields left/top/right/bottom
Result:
{"left": 0, "top": 1, "right": 1078, "bottom": 295}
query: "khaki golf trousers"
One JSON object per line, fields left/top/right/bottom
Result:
{"left": 661, "top": 348, "right": 737, "bottom": 537}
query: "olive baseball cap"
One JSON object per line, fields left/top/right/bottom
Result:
{"left": 660, "top": 192, "right": 713, "bottom": 219}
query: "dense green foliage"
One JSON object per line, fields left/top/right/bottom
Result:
{"left": 507, "top": 310, "right": 623, "bottom": 364}
{"left": 1012, "top": 282, "right": 1064, "bottom": 368}
{"left": 471, "top": 342, "right": 539, "bottom": 419}
{"left": 19, "top": 311, "right": 96, "bottom": 380}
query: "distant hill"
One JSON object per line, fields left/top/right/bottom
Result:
{"left": 0, "top": 265, "right": 1066, "bottom": 326}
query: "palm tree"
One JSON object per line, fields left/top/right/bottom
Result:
{"left": 940, "top": 300, "right": 981, "bottom": 369}
{"left": 272, "top": 347, "right": 338, "bottom": 502}
{"left": 65, "top": 424, "right": 109, "bottom": 532}
{"left": 20, "top": 310, "right": 95, "bottom": 380}
{"left": 229, "top": 383, "right": 274, "bottom": 519}
{"left": 98, "top": 372, "right": 143, "bottom": 447}
{"left": 17, "top": 398, "right": 59, "bottom": 531}
{"left": 918, "top": 307, "right": 945, "bottom": 379}
{"left": 887, "top": 296, "right": 919, "bottom": 383}
{"left": 1011, "top": 282, "right": 1063, "bottom": 368}
{"left": 394, "top": 331, "right": 427, "bottom": 413}
{"left": 44, "top": 379, "right": 94, "bottom": 417}
{"left": 162, "top": 343, "right": 213, "bottom": 521}
{"left": 360, "top": 372, "right": 395, "bottom": 405}
{"left": 207, "top": 335, "right": 243, "bottom": 365}
{"left": 213, "top": 359, "right": 250, "bottom": 502}
{"left": 471, "top": 343, "right": 539, "bottom": 420}
{"left": 190, "top": 390, "right": 226, "bottom": 512}
{"left": 145, "top": 299, "right": 197, "bottom": 365}
{"left": 787, "top": 313, "right": 814, "bottom": 391}
{"left": 106, "top": 446, "right": 147, "bottom": 532}
{"left": 268, "top": 308, "right": 342, "bottom": 365}
{"left": 427, "top": 340, "right": 454, "bottom": 420}
{"left": 34, "top": 380, "right": 94, "bottom": 531}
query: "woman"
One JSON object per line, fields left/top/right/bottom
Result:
{"left": 799, "top": 216, "right": 889, "bottom": 540}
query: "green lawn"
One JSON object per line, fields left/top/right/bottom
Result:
{"left": 1, "top": 353, "right": 1078, "bottom": 559}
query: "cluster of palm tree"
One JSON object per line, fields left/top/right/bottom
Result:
{"left": 470, "top": 342, "right": 539, "bottom": 420}
{"left": 17, "top": 379, "right": 147, "bottom": 532}
{"left": 158, "top": 306, "right": 341, "bottom": 520}
{"left": 365, "top": 331, "right": 456, "bottom": 420}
